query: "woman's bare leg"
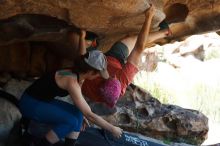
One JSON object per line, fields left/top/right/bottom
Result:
{"left": 127, "top": 5, "right": 155, "bottom": 67}
{"left": 120, "top": 29, "right": 169, "bottom": 55}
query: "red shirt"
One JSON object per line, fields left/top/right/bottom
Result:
{"left": 82, "top": 56, "right": 138, "bottom": 102}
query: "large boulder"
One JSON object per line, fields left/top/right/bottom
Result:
{"left": 90, "top": 84, "right": 209, "bottom": 145}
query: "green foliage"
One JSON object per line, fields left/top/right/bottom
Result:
{"left": 163, "top": 139, "right": 172, "bottom": 145}
{"left": 133, "top": 71, "right": 176, "bottom": 104}
{"left": 189, "top": 83, "right": 220, "bottom": 123}
{"left": 134, "top": 70, "right": 220, "bottom": 123}
{"left": 147, "top": 83, "right": 172, "bottom": 104}
{"left": 205, "top": 47, "right": 220, "bottom": 60}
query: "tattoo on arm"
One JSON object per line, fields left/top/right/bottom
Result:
{"left": 57, "top": 70, "right": 75, "bottom": 76}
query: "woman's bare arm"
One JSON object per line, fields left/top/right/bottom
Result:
{"left": 79, "top": 30, "right": 87, "bottom": 55}
{"left": 55, "top": 74, "right": 123, "bottom": 138}
{"left": 67, "top": 79, "right": 123, "bottom": 138}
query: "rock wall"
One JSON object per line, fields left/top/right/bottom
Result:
{"left": 0, "top": 0, "right": 219, "bottom": 76}
{"left": 0, "top": 0, "right": 220, "bottom": 46}
{"left": 164, "top": 0, "right": 220, "bottom": 38}
{"left": 0, "top": 94, "right": 21, "bottom": 146}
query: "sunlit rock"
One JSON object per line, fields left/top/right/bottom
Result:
{"left": 96, "top": 84, "right": 209, "bottom": 145}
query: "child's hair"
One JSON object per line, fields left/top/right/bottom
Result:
{"left": 100, "top": 78, "right": 121, "bottom": 108}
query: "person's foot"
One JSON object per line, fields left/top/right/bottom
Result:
{"left": 34, "top": 137, "right": 53, "bottom": 146}
{"left": 65, "top": 138, "right": 77, "bottom": 146}
{"left": 54, "top": 141, "right": 65, "bottom": 146}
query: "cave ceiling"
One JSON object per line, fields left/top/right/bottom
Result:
{"left": 0, "top": 0, "right": 220, "bottom": 76}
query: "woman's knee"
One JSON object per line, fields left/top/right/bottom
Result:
{"left": 75, "top": 109, "right": 83, "bottom": 121}
{"left": 74, "top": 110, "right": 83, "bottom": 129}
{"left": 64, "top": 113, "right": 83, "bottom": 131}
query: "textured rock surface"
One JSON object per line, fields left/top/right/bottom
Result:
{"left": 3, "top": 78, "right": 32, "bottom": 99}
{"left": 0, "top": 0, "right": 163, "bottom": 35}
{"left": 0, "top": 97, "right": 21, "bottom": 146}
{"left": 0, "top": 0, "right": 219, "bottom": 76}
{"left": 118, "top": 86, "right": 207, "bottom": 144}
{"left": 165, "top": 0, "right": 220, "bottom": 38}
{"left": 0, "top": 0, "right": 219, "bottom": 45}
{"left": 87, "top": 84, "right": 209, "bottom": 145}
